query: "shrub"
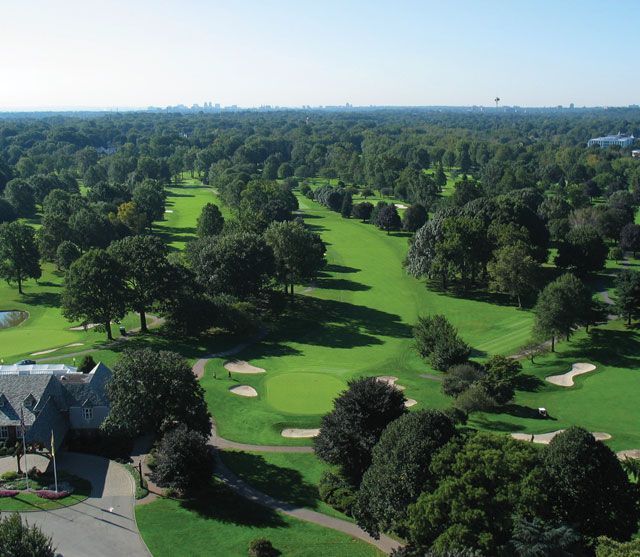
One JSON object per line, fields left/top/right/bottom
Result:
{"left": 442, "top": 364, "right": 485, "bottom": 398}
{"left": 248, "top": 538, "right": 278, "bottom": 557}
{"left": 609, "top": 246, "right": 624, "bottom": 261}
{"left": 318, "top": 471, "right": 357, "bottom": 515}
{"left": 36, "top": 490, "right": 70, "bottom": 500}
{"left": 414, "top": 315, "right": 471, "bottom": 372}
{"left": 77, "top": 355, "right": 96, "bottom": 374}
{"left": 0, "top": 490, "right": 19, "bottom": 498}
{"left": 454, "top": 383, "right": 496, "bottom": 414}
{"left": 1, "top": 471, "right": 19, "bottom": 481}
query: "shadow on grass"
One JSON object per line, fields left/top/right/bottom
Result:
{"left": 314, "top": 278, "right": 371, "bottom": 292}
{"left": 514, "top": 374, "right": 545, "bottom": 392}
{"left": 324, "top": 264, "right": 360, "bottom": 274}
{"left": 221, "top": 452, "right": 320, "bottom": 510}
{"left": 181, "top": 480, "right": 287, "bottom": 528}
{"left": 21, "top": 291, "right": 61, "bottom": 307}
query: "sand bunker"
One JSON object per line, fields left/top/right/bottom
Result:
{"left": 281, "top": 428, "right": 320, "bottom": 438}
{"left": 65, "top": 343, "right": 84, "bottom": 347}
{"left": 546, "top": 363, "right": 596, "bottom": 387}
{"left": 69, "top": 322, "right": 103, "bottom": 331}
{"left": 512, "top": 430, "right": 611, "bottom": 444}
{"left": 31, "top": 348, "right": 59, "bottom": 356}
{"left": 376, "top": 376, "right": 406, "bottom": 391}
{"left": 165, "top": 209, "right": 174, "bottom": 213}
{"left": 229, "top": 385, "right": 258, "bottom": 397}
{"left": 404, "top": 399, "right": 417, "bottom": 408}
{"left": 394, "top": 203, "right": 408, "bottom": 209}
{"left": 618, "top": 449, "right": 640, "bottom": 460}
{"left": 224, "top": 360, "right": 266, "bottom": 374}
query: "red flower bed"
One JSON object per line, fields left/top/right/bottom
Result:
{"left": 35, "top": 490, "right": 70, "bottom": 500}
{"left": 0, "top": 489, "right": 19, "bottom": 498}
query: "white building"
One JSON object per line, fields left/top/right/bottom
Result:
{"left": 587, "top": 133, "right": 635, "bottom": 148}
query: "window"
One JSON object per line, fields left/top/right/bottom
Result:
{"left": 82, "top": 407, "right": 93, "bottom": 421}
{"left": 0, "top": 426, "right": 8, "bottom": 439}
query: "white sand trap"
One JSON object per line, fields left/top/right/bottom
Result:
{"left": 394, "top": 203, "right": 408, "bottom": 209}
{"left": 404, "top": 398, "right": 417, "bottom": 407}
{"left": 229, "top": 385, "right": 258, "bottom": 397}
{"left": 618, "top": 449, "right": 640, "bottom": 460}
{"left": 224, "top": 360, "right": 266, "bottom": 374}
{"left": 31, "top": 348, "right": 59, "bottom": 355}
{"left": 65, "top": 343, "right": 84, "bottom": 347}
{"left": 512, "top": 430, "right": 611, "bottom": 444}
{"left": 281, "top": 428, "right": 320, "bottom": 438}
{"left": 376, "top": 376, "right": 406, "bottom": 390}
{"left": 546, "top": 362, "right": 596, "bottom": 387}
{"left": 69, "top": 322, "right": 102, "bottom": 331}
{"left": 165, "top": 209, "right": 174, "bottom": 213}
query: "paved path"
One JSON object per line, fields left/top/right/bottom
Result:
{"left": 214, "top": 454, "right": 401, "bottom": 555}
{"left": 5, "top": 452, "right": 150, "bottom": 557}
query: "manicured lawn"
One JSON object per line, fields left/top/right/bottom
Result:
{"left": 471, "top": 321, "right": 640, "bottom": 451}
{"left": 0, "top": 475, "right": 91, "bottom": 512}
{"left": 203, "top": 194, "right": 535, "bottom": 445}
{"left": 220, "top": 450, "right": 351, "bottom": 521}
{"left": 265, "top": 373, "right": 346, "bottom": 415}
{"left": 136, "top": 481, "right": 382, "bottom": 557}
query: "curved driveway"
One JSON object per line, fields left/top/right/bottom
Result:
{"left": 6, "top": 452, "right": 149, "bottom": 557}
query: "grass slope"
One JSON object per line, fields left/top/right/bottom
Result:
{"left": 203, "top": 194, "right": 534, "bottom": 445}
{"left": 136, "top": 481, "right": 382, "bottom": 557}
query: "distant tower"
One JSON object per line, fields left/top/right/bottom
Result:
{"left": 494, "top": 96, "right": 500, "bottom": 108}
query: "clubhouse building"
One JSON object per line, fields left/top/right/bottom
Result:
{"left": 0, "top": 362, "right": 111, "bottom": 451}
{"left": 587, "top": 133, "right": 635, "bottom": 148}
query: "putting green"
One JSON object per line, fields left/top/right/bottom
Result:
{"left": 265, "top": 373, "right": 346, "bottom": 415}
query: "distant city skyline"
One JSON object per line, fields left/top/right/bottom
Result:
{"left": 1, "top": 0, "right": 638, "bottom": 110}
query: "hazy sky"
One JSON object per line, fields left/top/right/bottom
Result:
{"left": 1, "top": 0, "right": 638, "bottom": 110}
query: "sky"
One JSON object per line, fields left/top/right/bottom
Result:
{"left": 0, "top": 0, "right": 638, "bottom": 110}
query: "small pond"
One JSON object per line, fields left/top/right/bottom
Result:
{"left": 0, "top": 310, "right": 28, "bottom": 330}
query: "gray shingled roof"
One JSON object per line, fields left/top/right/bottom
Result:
{"left": 0, "top": 375, "right": 55, "bottom": 427}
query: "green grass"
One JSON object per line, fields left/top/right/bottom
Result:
{"left": 0, "top": 475, "right": 91, "bottom": 512}
{"left": 136, "top": 481, "right": 382, "bottom": 557}
{"left": 124, "top": 464, "right": 149, "bottom": 500}
{"left": 265, "top": 373, "right": 347, "bottom": 414}
{"left": 471, "top": 320, "right": 640, "bottom": 451}
{"left": 203, "top": 194, "right": 535, "bottom": 445}
{"left": 220, "top": 450, "right": 351, "bottom": 521}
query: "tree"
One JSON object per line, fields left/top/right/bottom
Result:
{"left": 596, "top": 537, "right": 640, "bottom": 556}
{"left": 352, "top": 202, "right": 374, "bottom": 222}
{"left": 151, "top": 424, "right": 213, "bottom": 492}
{"left": 116, "top": 201, "right": 147, "bottom": 234}
{"left": 619, "top": 223, "right": 640, "bottom": 257}
{"left": 555, "top": 225, "right": 608, "bottom": 275}
{"left": 4, "top": 180, "right": 36, "bottom": 216}
{"left": 442, "top": 363, "right": 485, "bottom": 398}
{"left": 132, "top": 181, "right": 165, "bottom": 230}
{"left": 314, "top": 377, "right": 406, "bottom": 485}
{"left": 102, "top": 349, "right": 211, "bottom": 437}
{"left": 0, "top": 198, "right": 16, "bottom": 224}
{"left": 488, "top": 243, "right": 540, "bottom": 307}
{"left": 61, "top": 249, "right": 127, "bottom": 340}
{"left": 355, "top": 410, "right": 455, "bottom": 537}
{"left": 543, "top": 427, "right": 639, "bottom": 540}
{"left": 614, "top": 270, "right": 640, "bottom": 326}
{"left": 55, "top": 240, "right": 81, "bottom": 271}
{"left": 264, "top": 220, "right": 325, "bottom": 296}
{"left": 511, "top": 518, "right": 583, "bottom": 557}
{"left": 340, "top": 192, "right": 353, "bottom": 218}
{"left": 434, "top": 164, "right": 447, "bottom": 189}
{"left": 187, "top": 232, "right": 275, "bottom": 298}
{"left": 413, "top": 315, "right": 471, "bottom": 371}
{"left": 407, "top": 433, "right": 544, "bottom": 555}
{"left": 196, "top": 203, "right": 224, "bottom": 238}
{"left": 108, "top": 235, "right": 172, "bottom": 332}
{"left": 533, "top": 274, "right": 592, "bottom": 351}
{"left": 0, "top": 513, "right": 55, "bottom": 557}
{"left": 402, "top": 204, "right": 427, "bottom": 232}
{"left": 69, "top": 208, "right": 114, "bottom": 252}
{"left": 0, "top": 222, "right": 41, "bottom": 294}
{"left": 376, "top": 204, "right": 402, "bottom": 234}
{"left": 481, "top": 355, "right": 522, "bottom": 405}
{"left": 77, "top": 355, "right": 97, "bottom": 374}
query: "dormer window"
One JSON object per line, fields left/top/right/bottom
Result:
{"left": 0, "top": 394, "right": 6, "bottom": 408}
{"left": 24, "top": 394, "right": 36, "bottom": 409}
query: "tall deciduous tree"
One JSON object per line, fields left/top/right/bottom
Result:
{"left": 108, "top": 235, "right": 172, "bottom": 332}
{"left": 543, "top": 427, "right": 639, "bottom": 541}
{"left": 61, "top": 249, "right": 126, "bottom": 340}
{"left": 355, "top": 410, "right": 455, "bottom": 537}
{"left": 102, "top": 349, "right": 211, "bottom": 437}
{"left": 0, "top": 221, "right": 41, "bottom": 294}
{"left": 488, "top": 243, "right": 540, "bottom": 307}
{"left": 402, "top": 204, "right": 427, "bottom": 232}
{"left": 555, "top": 225, "right": 607, "bottom": 276}
{"left": 614, "top": 270, "right": 640, "bottom": 326}
{"left": 314, "top": 377, "right": 406, "bottom": 485}
{"left": 132, "top": 181, "right": 166, "bottom": 230}
{"left": 264, "top": 220, "right": 325, "bottom": 296}
{"left": 533, "top": 273, "right": 592, "bottom": 351}
{"left": 196, "top": 203, "right": 225, "bottom": 238}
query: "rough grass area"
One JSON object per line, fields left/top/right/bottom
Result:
{"left": 220, "top": 450, "right": 351, "bottom": 521}
{"left": 135, "top": 480, "right": 382, "bottom": 557}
